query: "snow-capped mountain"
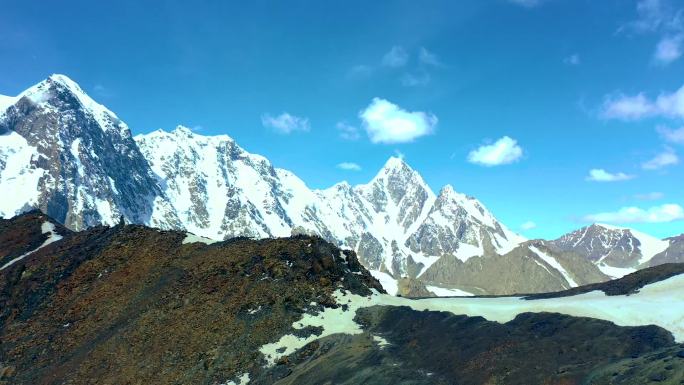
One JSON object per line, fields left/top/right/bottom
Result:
{"left": 547, "top": 223, "right": 671, "bottom": 278}
{"left": 1, "top": 74, "right": 681, "bottom": 296}
{"left": 135, "top": 126, "right": 525, "bottom": 282}
{"left": 0, "top": 75, "right": 180, "bottom": 230}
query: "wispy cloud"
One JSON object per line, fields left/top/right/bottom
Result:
{"left": 657, "top": 125, "right": 684, "bottom": 143}
{"left": 508, "top": 0, "right": 543, "bottom": 7}
{"left": 382, "top": 46, "right": 409, "bottom": 67}
{"left": 520, "top": 221, "right": 537, "bottom": 230}
{"left": 620, "top": 0, "right": 684, "bottom": 65}
{"left": 654, "top": 34, "right": 684, "bottom": 64}
{"left": 351, "top": 46, "right": 443, "bottom": 86}
{"left": 586, "top": 169, "right": 635, "bottom": 182}
{"left": 635, "top": 192, "right": 665, "bottom": 201}
{"left": 642, "top": 147, "right": 679, "bottom": 169}
{"left": 401, "top": 71, "right": 431, "bottom": 87}
{"left": 337, "top": 122, "right": 360, "bottom": 140}
{"left": 261, "top": 112, "right": 310, "bottom": 134}
{"left": 359, "top": 98, "right": 437, "bottom": 144}
{"left": 419, "top": 47, "right": 442, "bottom": 66}
{"left": 563, "top": 54, "right": 581, "bottom": 65}
{"left": 467, "top": 136, "right": 524, "bottom": 167}
{"left": 337, "top": 162, "right": 362, "bottom": 171}
{"left": 347, "top": 64, "right": 373, "bottom": 78}
{"left": 601, "top": 84, "right": 684, "bottom": 120}
{"left": 584, "top": 203, "right": 684, "bottom": 224}
{"left": 620, "top": 0, "right": 681, "bottom": 34}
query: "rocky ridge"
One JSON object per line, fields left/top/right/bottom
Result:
{"left": 1, "top": 211, "right": 683, "bottom": 385}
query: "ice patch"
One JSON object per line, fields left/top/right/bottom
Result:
{"left": 182, "top": 233, "right": 219, "bottom": 245}
{"left": 1, "top": 221, "right": 63, "bottom": 270}
{"left": 259, "top": 274, "right": 684, "bottom": 365}
{"left": 453, "top": 242, "right": 483, "bottom": 262}
{"left": 0, "top": 131, "right": 46, "bottom": 217}
{"left": 426, "top": 285, "right": 474, "bottom": 297}
{"left": 372, "top": 334, "right": 390, "bottom": 347}
{"left": 529, "top": 246, "right": 578, "bottom": 287}
{"left": 0, "top": 94, "right": 17, "bottom": 114}
{"left": 259, "top": 291, "right": 370, "bottom": 366}
{"left": 597, "top": 263, "right": 637, "bottom": 279}
{"left": 222, "top": 373, "right": 250, "bottom": 385}
{"left": 369, "top": 270, "right": 398, "bottom": 296}
{"left": 70, "top": 138, "right": 85, "bottom": 177}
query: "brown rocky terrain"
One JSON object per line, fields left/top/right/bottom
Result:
{"left": 0, "top": 211, "right": 382, "bottom": 384}
{"left": 1, "top": 211, "right": 683, "bottom": 385}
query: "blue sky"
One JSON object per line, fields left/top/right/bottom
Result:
{"left": 1, "top": 0, "right": 683, "bottom": 239}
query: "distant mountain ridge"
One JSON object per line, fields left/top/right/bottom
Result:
{"left": 1, "top": 74, "right": 682, "bottom": 295}
{"left": 133, "top": 126, "right": 524, "bottom": 285}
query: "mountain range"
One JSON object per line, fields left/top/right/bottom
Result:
{"left": 1, "top": 74, "right": 682, "bottom": 295}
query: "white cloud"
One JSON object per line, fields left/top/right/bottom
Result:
{"left": 642, "top": 148, "right": 679, "bottom": 169}
{"left": 586, "top": 169, "right": 635, "bottom": 182}
{"left": 601, "top": 84, "right": 684, "bottom": 120}
{"left": 654, "top": 34, "right": 684, "bottom": 64}
{"left": 401, "top": 72, "right": 431, "bottom": 87}
{"left": 635, "top": 192, "right": 665, "bottom": 201}
{"left": 508, "top": 0, "right": 542, "bottom": 7}
{"left": 337, "top": 162, "right": 362, "bottom": 171}
{"left": 467, "top": 136, "right": 523, "bottom": 166}
{"left": 382, "top": 46, "right": 409, "bottom": 67}
{"left": 619, "top": 0, "right": 684, "bottom": 66}
{"left": 601, "top": 93, "right": 656, "bottom": 120}
{"left": 657, "top": 125, "right": 684, "bottom": 143}
{"left": 584, "top": 203, "right": 684, "bottom": 224}
{"left": 347, "top": 65, "right": 373, "bottom": 78}
{"left": 337, "top": 122, "right": 360, "bottom": 140}
{"left": 563, "top": 54, "right": 581, "bottom": 65}
{"left": 261, "top": 112, "right": 310, "bottom": 134}
{"left": 621, "top": 0, "right": 681, "bottom": 34}
{"left": 359, "top": 98, "right": 437, "bottom": 144}
{"left": 419, "top": 47, "right": 442, "bottom": 66}
{"left": 520, "top": 221, "right": 537, "bottom": 230}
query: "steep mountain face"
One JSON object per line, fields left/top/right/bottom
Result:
{"left": 0, "top": 75, "right": 180, "bottom": 230}
{"left": 547, "top": 223, "right": 671, "bottom": 278}
{"left": 649, "top": 234, "right": 684, "bottom": 267}
{"left": 134, "top": 126, "right": 526, "bottom": 288}
{"left": 1, "top": 212, "right": 682, "bottom": 385}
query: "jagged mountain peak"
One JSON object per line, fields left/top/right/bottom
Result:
{"left": 358, "top": 156, "right": 434, "bottom": 210}
{"left": 550, "top": 222, "right": 670, "bottom": 278}
{"left": 0, "top": 75, "right": 181, "bottom": 231}
{"left": 382, "top": 155, "right": 409, "bottom": 170}
{"left": 439, "top": 183, "right": 456, "bottom": 195}
{"left": 375, "top": 156, "right": 421, "bottom": 180}
{"left": 3, "top": 74, "right": 129, "bottom": 137}
{"left": 172, "top": 125, "right": 194, "bottom": 135}
{"left": 142, "top": 125, "right": 238, "bottom": 145}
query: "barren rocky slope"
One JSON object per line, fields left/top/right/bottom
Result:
{"left": 1, "top": 211, "right": 683, "bottom": 385}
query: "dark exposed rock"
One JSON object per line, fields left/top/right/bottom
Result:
{"left": 587, "top": 345, "right": 684, "bottom": 384}
{"left": 396, "top": 276, "right": 434, "bottom": 297}
{"left": 257, "top": 306, "right": 675, "bottom": 385}
{"left": 0, "top": 212, "right": 383, "bottom": 385}
{"left": 525, "top": 263, "right": 684, "bottom": 299}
